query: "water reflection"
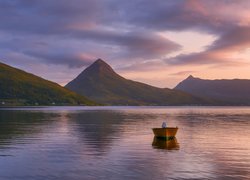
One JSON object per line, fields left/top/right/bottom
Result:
{"left": 0, "top": 107, "right": 250, "bottom": 180}
{"left": 0, "top": 111, "right": 58, "bottom": 149}
{"left": 152, "top": 137, "right": 180, "bottom": 150}
{"left": 66, "top": 111, "right": 126, "bottom": 155}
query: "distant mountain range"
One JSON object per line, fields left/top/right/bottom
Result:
{"left": 2, "top": 59, "right": 250, "bottom": 106}
{"left": 0, "top": 62, "right": 96, "bottom": 106}
{"left": 175, "top": 75, "right": 250, "bottom": 105}
{"left": 65, "top": 59, "right": 210, "bottom": 105}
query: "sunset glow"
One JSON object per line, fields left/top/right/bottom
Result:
{"left": 0, "top": 0, "right": 250, "bottom": 88}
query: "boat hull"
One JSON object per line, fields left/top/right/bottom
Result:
{"left": 152, "top": 127, "right": 178, "bottom": 139}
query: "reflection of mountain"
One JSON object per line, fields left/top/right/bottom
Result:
{"left": 0, "top": 111, "right": 57, "bottom": 148}
{"left": 68, "top": 111, "right": 126, "bottom": 154}
{"left": 152, "top": 137, "right": 180, "bottom": 150}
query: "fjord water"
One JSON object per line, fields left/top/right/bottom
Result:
{"left": 0, "top": 107, "right": 250, "bottom": 179}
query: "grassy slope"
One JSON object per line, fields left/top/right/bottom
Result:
{"left": 0, "top": 62, "right": 96, "bottom": 106}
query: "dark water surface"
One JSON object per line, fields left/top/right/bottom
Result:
{"left": 0, "top": 106, "right": 250, "bottom": 180}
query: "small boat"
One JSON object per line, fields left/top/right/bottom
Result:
{"left": 152, "top": 127, "right": 178, "bottom": 139}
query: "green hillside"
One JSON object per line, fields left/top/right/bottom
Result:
{"left": 66, "top": 59, "right": 212, "bottom": 105}
{"left": 0, "top": 62, "right": 96, "bottom": 106}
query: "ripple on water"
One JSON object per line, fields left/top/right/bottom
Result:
{"left": 0, "top": 106, "right": 250, "bottom": 179}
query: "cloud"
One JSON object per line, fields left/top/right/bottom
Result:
{"left": 0, "top": 0, "right": 102, "bottom": 35}
{"left": 0, "top": 0, "right": 250, "bottom": 87}
{"left": 72, "top": 30, "right": 181, "bottom": 59}
{"left": 107, "top": 0, "right": 250, "bottom": 33}
{"left": 169, "top": 71, "right": 197, "bottom": 76}
{"left": 0, "top": 29, "right": 180, "bottom": 67}
{"left": 26, "top": 51, "right": 95, "bottom": 68}
{"left": 117, "top": 60, "right": 166, "bottom": 72}
{"left": 0, "top": 0, "right": 182, "bottom": 66}
{"left": 165, "top": 26, "right": 250, "bottom": 66}
{"left": 209, "top": 26, "right": 250, "bottom": 52}
{"left": 3, "top": 0, "right": 245, "bottom": 35}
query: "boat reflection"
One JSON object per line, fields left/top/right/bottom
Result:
{"left": 152, "top": 137, "right": 180, "bottom": 150}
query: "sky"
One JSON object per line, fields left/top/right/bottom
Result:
{"left": 0, "top": 0, "right": 250, "bottom": 88}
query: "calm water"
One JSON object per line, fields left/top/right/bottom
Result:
{"left": 0, "top": 106, "right": 250, "bottom": 180}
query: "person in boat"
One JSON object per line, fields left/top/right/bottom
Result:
{"left": 162, "top": 122, "right": 167, "bottom": 128}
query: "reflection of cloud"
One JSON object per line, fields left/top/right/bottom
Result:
{"left": 1, "top": 107, "right": 250, "bottom": 179}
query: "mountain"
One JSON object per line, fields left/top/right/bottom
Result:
{"left": 0, "top": 62, "right": 96, "bottom": 106}
{"left": 175, "top": 75, "right": 250, "bottom": 105}
{"left": 65, "top": 59, "right": 211, "bottom": 105}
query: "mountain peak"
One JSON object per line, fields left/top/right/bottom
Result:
{"left": 65, "top": 58, "right": 211, "bottom": 105}
{"left": 187, "top": 75, "right": 194, "bottom": 79}
{"left": 93, "top": 58, "right": 108, "bottom": 66}
{"left": 87, "top": 58, "right": 116, "bottom": 75}
{"left": 65, "top": 59, "right": 121, "bottom": 87}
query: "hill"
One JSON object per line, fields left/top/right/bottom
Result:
{"left": 175, "top": 75, "right": 250, "bottom": 105}
{"left": 0, "top": 62, "right": 96, "bottom": 106}
{"left": 65, "top": 59, "right": 211, "bottom": 105}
